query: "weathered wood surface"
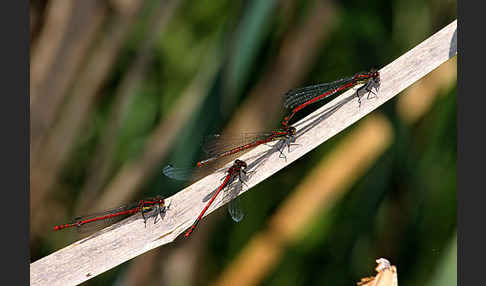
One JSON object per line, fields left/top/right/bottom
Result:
{"left": 30, "top": 20, "right": 457, "bottom": 286}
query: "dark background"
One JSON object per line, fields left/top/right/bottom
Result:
{"left": 29, "top": 0, "right": 457, "bottom": 285}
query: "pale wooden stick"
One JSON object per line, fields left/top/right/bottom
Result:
{"left": 30, "top": 20, "right": 456, "bottom": 286}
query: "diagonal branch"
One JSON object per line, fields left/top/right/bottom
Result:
{"left": 30, "top": 20, "right": 457, "bottom": 286}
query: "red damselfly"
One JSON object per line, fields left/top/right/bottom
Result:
{"left": 184, "top": 159, "right": 248, "bottom": 237}
{"left": 196, "top": 127, "right": 297, "bottom": 167}
{"left": 53, "top": 195, "right": 166, "bottom": 232}
{"left": 281, "top": 70, "right": 380, "bottom": 127}
{"left": 163, "top": 162, "right": 246, "bottom": 226}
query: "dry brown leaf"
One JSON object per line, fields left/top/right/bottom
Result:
{"left": 357, "top": 258, "right": 398, "bottom": 286}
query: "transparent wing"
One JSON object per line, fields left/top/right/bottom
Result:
{"left": 162, "top": 164, "right": 195, "bottom": 181}
{"left": 201, "top": 132, "right": 277, "bottom": 156}
{"left": 228, "top": 196, "right": 245, "bottom": 222}
{"left": 283, "top": 76, "right": 355, "bottom": 109}
{"left": 75, "top": 215, "right": 127, "bottom": 234}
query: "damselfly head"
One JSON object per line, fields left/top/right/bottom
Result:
{"left": 287, "top": 126, "right": 297, "bottom": 136}
{"left": 371, "top": 69, "right": 380, "bottom": 83}
{"left": 234, "top": 159, "right": 247, "bottom": 168}
{"left": 154, "top": 195, "right": 165, "bottom": 205}
{"left": 372, "top": 71, "right": 380, "bottom": 82}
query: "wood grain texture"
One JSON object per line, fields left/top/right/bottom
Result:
{"left": 30, "top": 20, "right": 457, "bottom": 286}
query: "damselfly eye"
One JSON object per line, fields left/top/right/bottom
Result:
{"left": 373, "top": 71, "right": 380, "bottom": 80}
{"left": 234, "top": 159, "right": 247, "bottom": 168}
{"left": 288, "top": 127, "right": 297, "bottom": 135}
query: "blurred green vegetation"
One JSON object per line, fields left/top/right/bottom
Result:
{"left": 30, "top": 0, "right": 456, "bottom": 285}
